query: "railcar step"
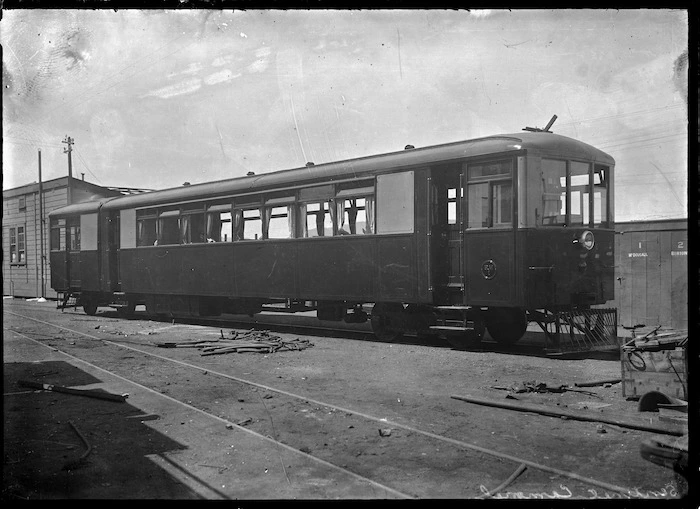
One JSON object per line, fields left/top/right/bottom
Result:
{"left": 434, "top": 305, "right": 473, "bottom": 311}
{"left": 429, "top": 325, "right": 475, "bottom": 332}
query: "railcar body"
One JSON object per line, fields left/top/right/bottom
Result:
{"left": 49, "top": 130, "right": 615, "bottom": 346}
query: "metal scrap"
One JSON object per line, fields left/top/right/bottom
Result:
{"left": 156, "top": 329, "right": 313, "bottom": 356}
{"left": 491, "top": 380, "right": 602, "bottom": 398}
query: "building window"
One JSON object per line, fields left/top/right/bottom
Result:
{"left": 18, "top": 196, "right": 26, "bottom": 211}
{"left": 9, "top": 226, "right": 26, "bottom": 264}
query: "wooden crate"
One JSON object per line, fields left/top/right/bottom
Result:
{"left": 621, "top": 347, "right": 687, "bottom": 400}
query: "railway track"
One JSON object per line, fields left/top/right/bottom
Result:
{"left": 4, "top": 304, "right": 657, "bottom": 499}
{"left": 50, "top": 301, "right": 563, "bottom": 358}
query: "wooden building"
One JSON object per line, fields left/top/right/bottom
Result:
{"left": 613, "top": 219, "right": 688, "bottom": 329}
{"left": 2, "top": 177, "right": 124, "bottom": 299}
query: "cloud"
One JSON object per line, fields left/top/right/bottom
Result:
{"left": 204, "top": 69, "right": 240, "bottom": 86}
{"left": 143, "top": 77, "right": 202, "bottom": 99}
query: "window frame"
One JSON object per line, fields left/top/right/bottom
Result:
{"left": 537, "top": 158, "right": 609, "bottom": 228}
{"left": 465, "top": 158, "right": 515, "bottom": 230}
{"left": 9, "top": 226, "right": 27, "bottom": 265}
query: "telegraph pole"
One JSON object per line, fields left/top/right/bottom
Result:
{"left": 62, "top": 135, "right": 74, "bottom": 204}
{"left": 38, "top": 149, "right": 45, "bottom": 298}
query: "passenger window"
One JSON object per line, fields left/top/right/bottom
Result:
{"left": 136, "top": 210, "right": 157, "bottom": 246}
{"left": 302, "top": 201, "right": 333, "bottom": 237}
{"left": 67, "top": 218, "right": 80, "bottom": 251}
{"left": 447, "top": 188, "right": 458, "bottom": 225}
{"left": 467, "top": 183, "right": 489, "bottom": 228}
{"left": 492, "top": 182, "right": 512, "bottom": 225}
{"left": 466, "top": 159, "right": 513, "bottom": 229}
{"left": 181, "top": 212, "right": 206, "bottom": 244}
{"left": 50, "top": 218, "right": 66, "bottom": 251}
{"left": 157, "top": 210, "right": 180, "bottom": 245}
{"left": 264, "top": 205, "right": 295, "bottom": 239}
{"left": 207, "top": 205, "right": 232, "bottom": 242}
{"left": 336, "top": 197, "right": 374, "bottom": 235}
{"left": 238, "top": 208, "right": 262, "bottom": 240}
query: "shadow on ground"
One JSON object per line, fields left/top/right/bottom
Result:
{"left": 3, "top": 360, "right": 207, "bottom": 500}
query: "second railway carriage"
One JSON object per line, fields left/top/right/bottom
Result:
{"left": 49, "top": 128, "right": 616, "bottom": 348}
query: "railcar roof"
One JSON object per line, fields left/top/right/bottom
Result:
{"left": 48, "top": 197, "right": 116, "bottom": 218}
{"left": 67, "top": 132, "right": 613, "bottom": 213}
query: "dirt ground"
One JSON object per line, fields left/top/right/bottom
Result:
{"left": 3, "top": 298, "right": 689, "bottom": 500}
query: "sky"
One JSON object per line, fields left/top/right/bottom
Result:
{"left": 2, "top": 9, "right": 688, "bottom": 222}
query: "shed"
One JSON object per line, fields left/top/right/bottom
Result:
{"left": 613, "top": 219, "right": 688, "bottom": 329}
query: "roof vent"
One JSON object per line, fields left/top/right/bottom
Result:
{"left": 405, "top": 145, "right": 415, "bottom": 150}
{"left": 182, "top": 182, "right": 191, "bottom": 186}
{"left": 246, "top": 171, "right": 255, "bottom": 176}
{"left": 306, "top": 162, "right": 315, "bottom": 167}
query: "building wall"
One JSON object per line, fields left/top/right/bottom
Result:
{"left": 613, "top": 219, "right": 688, "bottom": 329}
{"left": 3, "top": 178, "right": 123, "bottom": 299}
{"left": 3, "top": 187, "right": 68, "bottom": 298}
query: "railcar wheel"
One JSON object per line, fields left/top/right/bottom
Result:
{"left": 485, "top": 308, "right": 528, "bottom": 344}
{"left": 370, "top": 302, "right": 404, "bottom": 343}
{"left": 83, "top": 302, "right": 98, "bottom": 316}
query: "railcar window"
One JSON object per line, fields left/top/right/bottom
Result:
{"left": 301, "top": 201, "right": 333, "bottom": 237}
{"left": 465, "top": 160, "right": 513, "bottom": 229}
{"left": 467, "top": 183, "right": 489, "bottom": 228}
{"left": 469, "top": 160, "right": 511, "bottom": 178}
{"left": 337, "top": 197, "right": 374, "bottom": 235}
{"left": 50, "top": 218, "right": 65, "bottom": 251}
{"left": 239, "top": 208, "right": 263, "bottom": 240}
{"left": 492, "top": 182, "right": 513, "bottom": 225}
{"left": 157, "top": 211, "right": 180, "bottom": 245}
{"left": 136, "top": 211, "right": 157, "bottom": 246}
{"left": 447, "top": 188, "right": 458, "bottom": 225}
{"left": 264, "top": 205, "right": 296, "bottom": 239}
{"left": 593, "top": 166, "right": 608, "bottom": 226}
{"left": 207, "top": 207, "right": 232, "bottom": 242}
{"left": 569, "top": 161, "right": 591, "bottom": 226}
{"left": 540, "top": 159, "right": 567, "bottom": 225}
{"left": 180, "top": 212, "right": 205, "bottom": 244}
{"left": 67, "top": 218, "right": 80, "bottom": 251}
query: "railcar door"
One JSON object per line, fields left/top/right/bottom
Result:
{"left": 67, "top": 216, "right": 81, "bottom": 289}
{"left": 429, "top": 164, "right": 464, "bottom": 305}
{"left": 463, "top": 158, "right": 516, "bottom": 305}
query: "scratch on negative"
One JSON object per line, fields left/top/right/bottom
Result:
{"left": 267, "top": 260, "right": 277, "bottom": 279}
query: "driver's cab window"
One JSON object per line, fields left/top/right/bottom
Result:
{"left": 465, "top": 159, "right": 513, "bottom": 229}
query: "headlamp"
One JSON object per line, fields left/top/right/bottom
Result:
{"left": 579, "top": 230, "right": 595, "bottom": 251}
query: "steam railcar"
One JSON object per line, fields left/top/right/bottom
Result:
{"left": 49, "top": 129, "right": 615, "bottom": 347}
